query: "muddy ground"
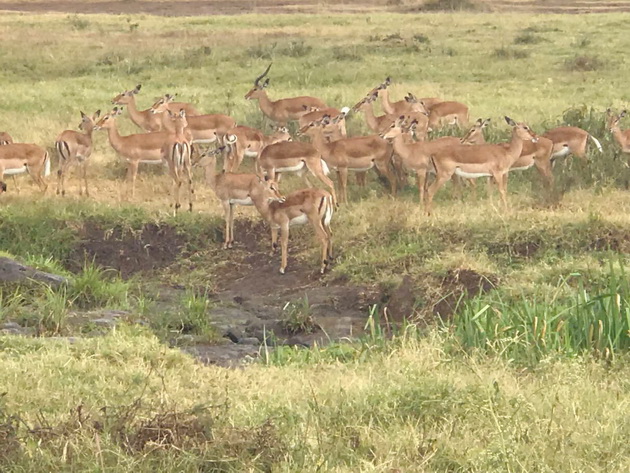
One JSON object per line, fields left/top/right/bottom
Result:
{"left": 1, "top": 1, "right": 629, "bottom": 16}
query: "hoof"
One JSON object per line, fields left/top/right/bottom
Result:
{"left": 279, "top": 267, "right": 286, "bottom": 274}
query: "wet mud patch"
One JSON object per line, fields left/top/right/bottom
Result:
{"left": 67, "top": 220, "right": 215, "bottom": 278}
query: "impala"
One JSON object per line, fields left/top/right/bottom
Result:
{"left": 198, "top": 147, "right": 269, "bottom": 249}
{"left": 412, "top": 97, "right": 469, "bottom": 130}
{"left": 300, "top": 115, "right": 396, "bottom": 204}
{"left": 256, "top": 140, "right": 337, "bottom": 205}
{"left": 151, "top": 95, "right": 236, "bottom": 145}
{"left": 461, "top": 118, "right": 555, "bottom": 187}
{"left": 222, "top": 125, "right": 292, "bottom": 172}
{"left": 425, "top": 117, "right": 538, "bottom": 214}
{"left": 244, "top": 64, "right": 327, "bottom": 126}
{"left": 606, "top": 109, "right": 630, "bottom": 157}
{"left": 112, "top": 85, "right": 199, "bottom": 132}
{"left": 298, "top": 106, "right": 348, "bottom": 138}
{"left": 370, "top": 77, "right": 441, "bottom": 116}
{"left": 0, "top": 132, "right": 12, "bottom": 145}
{"left": 352, "top": 93, "right": 430, "bottom": 139}
{"left": 94, "top": 107, "right": 171, "bottom": 198}
{"left": 55, "top": 110, "right": 100, "bottom": 197}
{"left": 381, "top": 117, "right": 461, "bottom": 204}
{"left": 162, "top": 110, "right": 193, "bottom": 214}
{"left": 251, "top": 179, "right": 334, "bottom": 275}
{"left": 0, "top": 142, "right": 50, "bottom": 193}
{"left": 542, "top": 125, "right": 602, "bottom": 160}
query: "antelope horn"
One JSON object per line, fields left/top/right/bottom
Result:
{"left": 254, "top": 63, "right": 273, "bottom": 86}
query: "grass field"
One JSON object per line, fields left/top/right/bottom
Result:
{"left": 1, "top": 6, "right": 630, "bottom": 471}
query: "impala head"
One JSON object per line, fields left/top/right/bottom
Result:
{"left": 197, "top": 146, "right": 226, "bottom": 168}
{"left": 112, "top": 84, "right": 141, "bottom": 105}
{"left": 245, "top": 63, "right": 272, "bottom": 100}
{"left": 405, "top": 94, "right": 430, "bottom": 115}
{"left": 461, "top": 118, "right": 490, "bottom": 144}
{"left": 380, "top": 115, "right": 409, "bottom": 140}
{"left": 505, "top": 116, "right": 538, "bottom": 143}
{"left": 352, "top": 92, "right": 378, "bottom": 112}
{"left": 94, "top": 107, "right": 123, "bottom": 131}
{"left": 259, "top": 176, "right": 285, "bottom": 204}
{"left": 79, "top": 110, "right": 101, "bottom": 131}
{"left": 149, "top": 94, "right": 175, "bottom": 114}
{"left": 166, "top": 109, "right": 188, "bottom": 131}
{"left": 606, "top": 108, "right": 627, "bottom": 132}
{"left": 270, "top": 126, "right": 292, "bottom": 143}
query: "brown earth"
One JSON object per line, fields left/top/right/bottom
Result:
{"left": 1, "top": 0, "right": 630, "bottom": 16}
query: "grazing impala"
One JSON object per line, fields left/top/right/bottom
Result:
{"left": 381, "top": 117, "right": 461, "bottom": 204}
{"left": 0, "top": 142, "right": 50, "bottom": 193}
{"left": 162, "top": 110, "right": 193, "bottom": 214}
{"left": 223, "top": 125, "right": 292, "bottom": 172}
{"left": 94, "top": 107, "right": 171, "bottom": 198}
{"left": 370, "top": 77, "right": 441, "bottom": 116}
{"left": 542, "top": 125, "right": 602, "bottom": 161}
{"left": 461, "top": 118, "right": 555, "bottom": 188}
{"left": 55, "top": 110, "right": 100, "bottom": 197}
{"left": 425, "top": 117, "right": 539, "bottom": 214}
{"left": 606, "top": 109, "right": 630, "bottom": 157}
{"left": 300, "top": 115, "right": 396, "bottom": 204}
{"left": 112, "top": 85, "right": 199, "bottom": 132}
{"left": 353, "top": 93, "right": 430, "bottom": 139}
{"left": 244, "top": 64, "right": 327, "bottom": 126}
{"left": 0, "top": 132, "right": 12, "bottom": 145}
{"left": 151, "top": 95, "right": 236, "bottom": 145}
{"left": 257, "top": 140, "right": 337, "bottom": 205}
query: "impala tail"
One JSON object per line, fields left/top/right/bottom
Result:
{"left": 321, "top": 195, "right": 334, "bottom": 227}
{"left": 44, "top": 151, "right": 51, "bottom": 176}
{"left": 589, "top": 134, "right": 603, "bottom": 153}
{"left": 56, "top": 141, "right": 70, "bottom": 162}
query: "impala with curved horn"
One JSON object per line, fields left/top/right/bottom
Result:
{"left": 244, "top": 64, "right": 328, "bottom": 126}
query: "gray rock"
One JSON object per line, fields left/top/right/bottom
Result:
{"left": 0, "top": 256, "right": 68, "bottom": 288}
{"left": 239, "top": 337, "right": 261, "bottom": 345}
{"left": 0, "top": 321, "right": 22, "bottom": 330}
{"left": 92, "top": 318, "right": 117, "bottom": 327}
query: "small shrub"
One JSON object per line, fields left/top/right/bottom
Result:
{"left": 514, "top": 32, "right": 544, "bottom": 45}
{"left": 66, "top": 15, "right": 90, "bottom": 31}
{"left": 331, "top": 46, "right": 362, "bottom": 62}
{"left": 421, "top": 0, "right": 477, "bottom": 11}
{"left": 281, "top": 296, "right": 317, "bottom": 335}
{"left": 492, "top": 47, "right": 530, "bottom": 60}
{"left": 178, "top": 289, "right": 213, "bottom": 335}
{"left": 572, "top": 36, "right": 592, "bottom": 48}
{"left": 69, "top": 263, "right": 130, "bottom": 309}
{"left": 564, "top": 55, "right": 603, "bottom": 72}
{"left": 413, "top": 33, "right": 431, "bottom": 44}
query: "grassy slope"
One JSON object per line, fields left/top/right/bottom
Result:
{"left": 1, "top": 10, "right": 630, "bottom": 471}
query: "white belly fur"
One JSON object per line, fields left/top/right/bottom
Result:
{"left": 511, "top": 163, "right": 534, "bottom": 172}
{"left": 244, "top": 150, "right": 258, "bottom": 158}
{"left": 276, "top": 162, "right": 305, "bottom": 173}
{"left": 139, "top": 159, "right": 165, "bottom": 165}
{"left": 349, "top": 163, "right": 374, "bottom": 172}
{"left": 229, "top": 197, "right": 254, "bottom": 206}
{"left": 552, "top": 146, "right": 570, "bottom": 158}
{"left": 455, "top": 168, "right": 492, "bottom": 179}
{"left": 4, "top": 166, "right": 27, "bottom": 175}
{"left": 290, "top": 214, "right": 309, "bottom": 226}
{"left": 193, "top": 138, "right": 217, "bottom": 144}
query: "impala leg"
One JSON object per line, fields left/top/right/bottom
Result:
{"left": 221, "top": 201, "right": 231, "bottom": 249}
{"left": 185, "top": 162, "right": 194, "bottom": 212}
{"left": 81, "top": 161, "right": 90, "bottom": 197}
{"left": 308, "top": 162, "right": 337, "bottom": 206}
{"left": 496, "top": 172, "right": 509, "bottom": 210}
{"left": 279, "top": 223, "right": 290, "bottom": 274}
{"left": 416, "top": 171, "right": 426, "bottom": 205}
{"left": 375, "top": 158, "right": 397, "bottom": 197}
{"left": 337, "top": 167, "right": 348, "bottom": 204}
{"left": 127, "top": 160, "right": 139, "bottom": 200}
{"left": 534, "top": 159, "right": 554, "bottom": 189}
{"left": 311, "top": 216, "right": 332, "bottom": 273}
{"left": 12, "top": 175, "right": 20, "bottom": 194}
{"left": 355, "top": 171, "right": 367, "bottom": 187}
{"left": 173, "top": 176, "right": 182, "bottom": 215}
{"left": 425, "top": 172, "right": 452, "bottom": 216}
{"left": 270, "top": 226, "right": 279, "bottom": 256}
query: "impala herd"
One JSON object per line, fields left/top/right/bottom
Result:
{"left": 1, "top": 64, "right": 629, "bottom": 274}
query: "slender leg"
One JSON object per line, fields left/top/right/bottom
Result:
{"left": 221, "top": 201, "right": 231, "bottom": 249}
{"left": 416, "top": 172, "right": 426, "bottom": 205}
{"left": 270, "top": 226, "right": 279, "bottom": 255}
{"left": 308, "top": 161, "right": 337, "bottom": 206}
{"left": 311, "top": 218, "right": 331, "bottom": 274}
{"left": 228, "top": 203, "right": 235, "bottom": 248}
{"left": 495, "top": 172, "right": 509, "bottom": 210}
{"left": 279, "top": 223, "right": 290, "bottom": 274}
{"left": 82, "top": 162, "right": 90, "bottom": 197}
{"left": 12, "top": 175, "right": 20, "bottom": 194}
{"left": 127, "top": 161, "right": 139, "bottom": 199}
{"left": 375, "top": 157, "right": 397, "bottom": 197}
{"left": 425, "top": 172, "right": 453, "bottom": 216}
{"left": 337, "top": 167, "right": 348, "bottom": 204}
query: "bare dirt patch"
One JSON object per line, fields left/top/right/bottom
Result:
{"left": 432, "top": 268, "right": 497, "bottom": 319}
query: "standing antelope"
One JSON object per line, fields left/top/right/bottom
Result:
{"left": 55, "top": 110, "right": 100, "bottom": 197}
{"left": 461, "top": 118, "right": 555, "bottom": 188}
{"left": 425, "top": 117, "right": 539, "bottom": 214}
{"left": 244, "top": 64, "right": 327, "bottom": 126}
{"left": 0, "top": 132, "right": 12, "bottom": 145}
{"left": 150, "top": 97, "right": 236, "bottom": 145}
{"left": 112, "top": 85, "right": 199, "bottom": 132}
{"left": 414, "top": 98, "right": 469, "bottom": 131}
{"left": 0, "top": 142, "right": 50, "bottom": 193}
{"left": 222, "top": 125, "right": 291, "bottom": 172}
{"left": 381, "top": 117, "right": 461, "bottom": 204}
{"left": 256, "top": 140, "right": 337, "bottom": 205}
{"left": 162, "top": 110, "right": 193, "bottom": 214}
{"left": 353, "top": 93, "right": 430, "bottom": 139}
{"left": 542, "top": 126, "right": 603, "bottom": 161}
{"left": 300, "top": 115, "right": 397, "bottom": 204}
{"left": 370, "top": 77, "right": 441, "bottom": 116}
{"left": 606, "top": 109, "right": 630, "bottom": 157}
{"left": 94, "top": 107, "right": 171, "bottom": 198}
{"left": 298, "top": 106, "right": 348, "bottom": 138}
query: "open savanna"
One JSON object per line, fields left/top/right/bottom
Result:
{"left": 1, "top": 8, "right": 630, "bottom": 472}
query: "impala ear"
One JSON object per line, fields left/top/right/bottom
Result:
{"left": 606, "top": 108, "right": 612, "bottom": 116}
{"left": 80, "top": 111, "right": 87, "bottom": 119}
{"left": 475, "top": 118, "right": 483, "bottom": 126}
{"left": 263, "top": 78, "right": 270, "bottom": 88}
{"left": 179, "top": 109, "right": 186, "bottom": 118}
{"left": 621, "top": 110, "right": 627, "bottom": 118}
{"left": 93, "top": 110, "right": 101, "bottom": 119}
{"left": 483, "top": 118, "right": 491, "bottom": 126}
{"left": 133, "top": 84, "right": 141, "bottom": 94}
{"left": 167, "top": 109, "right": 175, "bottom": 118}
{"left": 505, "top": 116, "right": 516, "bottom": 126}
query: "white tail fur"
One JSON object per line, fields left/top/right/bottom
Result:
{"left": 225, "top": 134, "right": 237, "bottom": 144}
{"left": 44, "top": 151, "right": 51, "bottom": 176}
{"left": 320, "top": 159, "right": 330, "bottom": 176}
{"left": 340, "top": 106, "right": 350, "bottom": 116}
{"left": 589, "top": 134, "right": 603, "bottom": 153}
